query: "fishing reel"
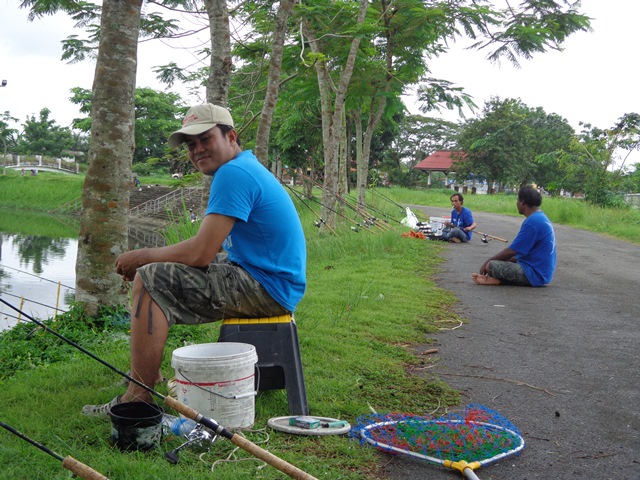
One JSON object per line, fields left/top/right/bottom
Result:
{"left": 164, "top": 424, "right": 217, "bottom": 465}
{"left": 480, "top": 234, "right": 490, "bottom": 244}
{"left": 314, "top": 218, "right": 328, "bottom": 229}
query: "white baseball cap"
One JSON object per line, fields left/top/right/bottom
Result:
{"left": 168, "top": 104, "right": 234, "bottom": 148}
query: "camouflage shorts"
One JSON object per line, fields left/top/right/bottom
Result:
{"left": 136, "top": 254, "right": 288, "bottom": 326}
{"left": 486, "top": 260, "right": 532, "bottom": 286}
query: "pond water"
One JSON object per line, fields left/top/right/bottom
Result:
{"left": 0, "top": 225, "right": 166, "bottom": 331}
{"left": 0, "top": 233, "right": 76, "bottom": 330}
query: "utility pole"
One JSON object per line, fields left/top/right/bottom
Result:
{"left": 1, "top": 79, "right": 7, "bottom": 174}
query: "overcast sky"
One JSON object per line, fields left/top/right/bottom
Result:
{"left": 1, "top": 0, "right": 638, "bottom": 167}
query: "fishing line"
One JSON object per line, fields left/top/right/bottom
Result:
{"left": 0, "top": 310, "right": 22, "bottom": 322}
{"left": 0, "top": 264, "right": 75, "bottom": 290}
{"left": 305, "top": 176, "right": 389, "bottom": 232}
{"left": 0, "top": 290, "right": 68, "bottom": 314}
{"left": 0, "top": 420, "right": 109, "bottom": 480}
{"left": 281, "top": 182, "right": 338, "bottom": 236}
{"left": 341, "top": 196, "right": 391, "bottom": 232}
{"left": 300, "top": 178, "right": 377, "bottom": 233}
{"left": 344, "top": 192, "right": 403, "bottom": 226}
{"left": 304, "top": 193, "right": 376, "bottom": 233}
{"left": 371, "top": 188, "right": 405, "bottom": 211}
{"left": 0, "top": 297, "right": 318, "bottom": 480}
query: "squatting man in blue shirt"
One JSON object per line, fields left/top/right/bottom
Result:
{"left": 441, "top": 193, "right": 477, "bottom": 243}
{"left": 82, "top": 104, "right": 307, "bottom": 415}
{"left": 472, "top": 185, "right": 556, "bottom": 287}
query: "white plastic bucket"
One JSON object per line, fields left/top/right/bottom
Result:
{"left": 171, "top": 342, "right": 258, "bottom": 429}
{"left": 429, "top": 216, "right": 450, "bottom": 235}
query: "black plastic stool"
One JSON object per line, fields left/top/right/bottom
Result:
{"left": 218, "top": 314, "right": 309, "bottom": 415}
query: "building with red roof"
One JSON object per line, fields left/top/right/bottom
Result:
{"left": 413, "top": 150, "right": 466, "bottom": 187}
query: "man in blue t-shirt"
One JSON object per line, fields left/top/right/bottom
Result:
{"left": 472, "top": 186, "right": 556, "bottom": 287}
{"left": 441, "top": 193, "right": 476, "bottom": 243}
{"left": 83, "top": 104, "right": 306, "bottom": 415}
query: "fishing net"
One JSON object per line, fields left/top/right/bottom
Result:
{"left": 351, "top": 404, "right": 524, "bottom": 478}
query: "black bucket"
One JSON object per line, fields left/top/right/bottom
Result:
{"left": 109, "top": 402, "right": 163, "bottom": 452}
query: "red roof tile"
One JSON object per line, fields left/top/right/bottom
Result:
{"left": 414, "top": 150, "right": 466, "bottom": 172}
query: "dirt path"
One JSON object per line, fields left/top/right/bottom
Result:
{"left": 380, "top": 206, "right": 640, "bottom": 480}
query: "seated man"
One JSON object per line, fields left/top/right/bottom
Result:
{"left": 441, "top": 193, "right": 476, "bottom": 243}
{"left": 472, "top": 186, "right": 556, "bottom": 286}
{"left": 83, "top": 103, "right": 307, "bottom": 414}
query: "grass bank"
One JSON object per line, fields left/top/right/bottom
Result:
{"left": 0, "top": 169, "right": 178, "bottom": 211}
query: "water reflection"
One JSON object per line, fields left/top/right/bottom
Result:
{"left": 0, "top": 232, "right": 77, "bottom": 330}
{"left": 11, "top": 234, "right": 70, "bottom": 274}
{"left": 0, "top": 225, "right": 166, "bottom": 331}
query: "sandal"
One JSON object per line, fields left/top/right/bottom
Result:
{"left": 81, "top": 395, "right": 122, "bottom": 417}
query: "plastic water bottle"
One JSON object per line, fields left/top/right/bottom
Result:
{"left": 162, "top": 414, "right": 197, "bottom": 436}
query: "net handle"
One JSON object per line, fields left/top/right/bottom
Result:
{"left": 444, "top": 460, "right": 482, "bottom": 479}
{"left": 463, "top": 467, "right": 481, "bottom": 480}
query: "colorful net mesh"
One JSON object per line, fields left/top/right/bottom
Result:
{"left": 351, "top": 404, "right": 524, "bottom": 465}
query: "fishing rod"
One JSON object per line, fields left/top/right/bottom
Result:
{"left": 280, "top": 182, "right": 338, "bottom": 236}
{"left": 370, "top": 188, "right": 405, "bottom": 211}
{"left": 0, "top": 420, "right": 109, "bottom": 480}
{"left": 1, "top": 290, "right": 68, "bottom": 314}
{"left": 0, "top": 263, "right": 75, "bottom": 290}
{"left": 303, "top": 176, "right": 383, "bottom": 233}
{"left": 0, "top": 298, "right": 318, "bottom": 480}
{"left": 333, "top": 193, "right": 387, "bottom": 233}
{"left": 345, "top": 192, "right": 404, "bottom": 226}
{"left": 474, "top": 231, "right": 508, "bottom": 243}
{"left": 303, "top": 192, "right": 377, "bottom": 234}
{"left": 332, "top": 191, "right": 389, "bottom": 232}
{"left": 294, "top": 179, "right": 377, "bottom": 234}
{"left": 340, "top": 194, "right": 393, "bottom": 232}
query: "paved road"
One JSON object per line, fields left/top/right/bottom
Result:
{"left": 381, "top": 205, "right": 640, "bottom": 480}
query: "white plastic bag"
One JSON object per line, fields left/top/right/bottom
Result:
{"left": 401, "top": 207, "right": 419, "bottom": 229}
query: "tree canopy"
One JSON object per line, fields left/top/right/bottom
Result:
{"left": 456, "top": 97, "right": 575, "bottom": 191}
{"left": 15, "top": 108, "right": 77, "bottom": 157}
{"left": 70, "top": 87, "right": 186, "bottom": 164}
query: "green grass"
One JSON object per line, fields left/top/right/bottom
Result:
{"left": 0, "top": 170, "right": 83, "bottom": 210}
{"left": 0, "top": 169, "right": 181, "bottom": 212}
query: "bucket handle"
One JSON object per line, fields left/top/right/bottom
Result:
{"left": 177, "top": 368, "right": 258, "bottom": 400}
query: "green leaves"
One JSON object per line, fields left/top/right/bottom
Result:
{"left": 457, "top": 97, "right": 574, "bottom": 189}
{"left": 479, "top": 0, "right": 592, "bottom": 66}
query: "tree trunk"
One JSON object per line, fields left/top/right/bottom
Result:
{"left": 303, "top": 0, "right": 369, "bottom": 230}
{"left": 337, "top": 109, "right": 348, "bottom": 218}
{"left": 75, "top": 0, "right": 143, "bottom": 315}
{"left": 353, "top": 110, "right": 365, "bottom": 206}
{"left": 200, "top": 0, "right": 232, "bottom": 211}
{"left": 356, "top": 0, "right": 393, "bottom": 208}
{"left": 254, "top": 0, "right": 295, "bottom": 166}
